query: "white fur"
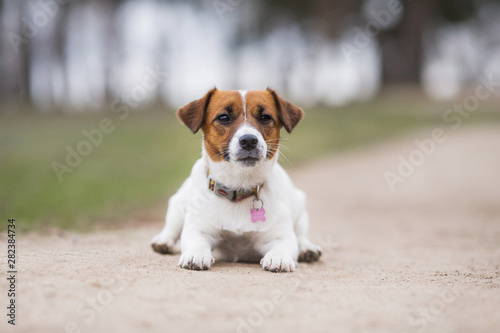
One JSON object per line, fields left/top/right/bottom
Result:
{"left": 238, "top": 90, "right": 248, "bottom": 121}
{"left": 151, "top": 116, "right": 320, "bottom": 273}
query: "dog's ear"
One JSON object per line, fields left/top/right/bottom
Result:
{"left": 176, "top": 88, "right": 217, "bottom": 134}
{"left": 267, "top": 88, "right": 304, "bottom": 133}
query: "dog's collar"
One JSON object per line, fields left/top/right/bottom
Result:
{"left": 206, "top": 168, "right": 263, "bottom": 202}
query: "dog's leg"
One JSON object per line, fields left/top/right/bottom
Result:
{"left": 293, "top": 189, "right": 322, "bottom": 262}
{"left": 151, "top": 180, "right": 190, "bottom": 254}
{"left": 260, "top": 230, "right": 299, "bottom": 273}
{"left": 178, "top": 223, "right": 215, "bottom": 271}
{"left": 295, "top": 211, "right": 322, "bottom": 262}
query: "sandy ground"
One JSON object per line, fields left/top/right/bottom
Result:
{"left": 2, "top": 124, "right": 500, "bottom": 333}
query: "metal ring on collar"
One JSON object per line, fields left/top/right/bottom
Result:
{"left": 252, "top": 199, "right": 264, "bottom": 210}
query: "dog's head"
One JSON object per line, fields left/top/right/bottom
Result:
{"left": 177, "top": 88, "right": 303, "bottom": 167}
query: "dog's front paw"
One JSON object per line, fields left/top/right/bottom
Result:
{"left": 298, "top": 239, "right": 322, "bottom": 263}
{"left": 178, "top": 249, "right": 215, "bottom": 271}
{"left": 151, "top": 233, "right": 176, "bottom": 255}
{"left": 260, "top": 252, "right": 296, "bottom": 273}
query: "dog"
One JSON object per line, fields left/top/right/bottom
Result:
{"left": 151, "top": 88, "right": 321, "bottom": 272}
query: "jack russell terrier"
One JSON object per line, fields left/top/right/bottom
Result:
{"left": 151, "top": 88, "right": 321, "bottom": 272}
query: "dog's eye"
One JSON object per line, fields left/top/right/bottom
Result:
{"left": 217, "top": 114, "right": 230, "bottom": 123}
{"left": 259, "top": 115, "right": 272, "bottom": 124}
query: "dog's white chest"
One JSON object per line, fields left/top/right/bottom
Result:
{"left": 203, "top": 196, "right": 271, "bottom": 234}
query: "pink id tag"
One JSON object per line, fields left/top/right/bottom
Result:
{"left": 251, "top": 207, "right": 266, "bottom": 223}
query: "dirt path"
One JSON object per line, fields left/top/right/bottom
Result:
{"left": 2, "top": 125, "right": 500, "bottom": 333}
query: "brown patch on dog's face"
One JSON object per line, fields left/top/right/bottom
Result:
{"left": 243, "top": 91, "right": 283, "bottom": 160}
{"left": 201, "top": 90, "right": 245, "bottom": 162}
{"left": 177, "top": 89, "right": 304, "bottom": 164}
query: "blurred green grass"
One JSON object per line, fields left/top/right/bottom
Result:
{"left": 1, "top": 97, "right": 499, "bottom": 231}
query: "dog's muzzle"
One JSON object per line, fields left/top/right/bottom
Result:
{"left": 235, "top": 134, "right": 262, "bottom": 166}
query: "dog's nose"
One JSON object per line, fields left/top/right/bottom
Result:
{"left": 239, "top": 134, "right": 258, "bottom": 151}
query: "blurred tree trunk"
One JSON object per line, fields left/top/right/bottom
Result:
{"left": 378, "top": 0, "right": 436, "bottom": 86}
{"left": 18, "top": 0, "right": 32, "bottom": 109}
{"left": 102, "top": 0, "right": 121, "bottom": 105}
{"left": 156, "top": 35, "right": 170, "bottom": 106}
{"left": 0, "top": 0, "right": 5, "bottom": 105}
{"left": 313, "top": 0, "right": 364, "bottom": 39}
{"left": 53, "top": 0, "right": 72, "bottom": 112}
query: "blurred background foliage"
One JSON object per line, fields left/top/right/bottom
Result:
{"left": 1, "top": 0, "right": 499, "bottom": 230}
